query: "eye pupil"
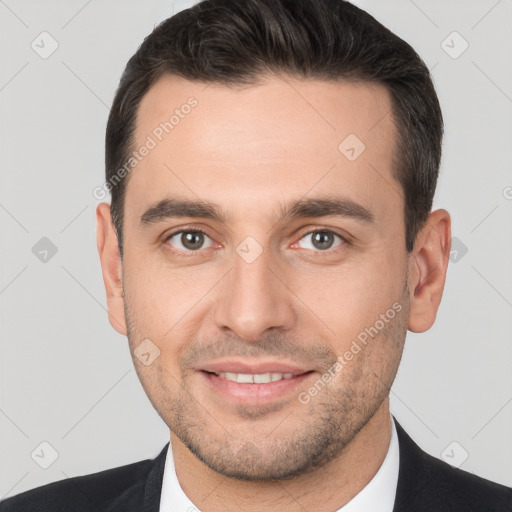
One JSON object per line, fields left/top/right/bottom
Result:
{"left": 312, "top": 231, "right": 334, "bottom": 250}
{"left": 181, "top": 231, "right": 204, "bottom": 250}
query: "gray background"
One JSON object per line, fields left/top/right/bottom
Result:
{"left": 1, "top": 0, "right": 511, "bottom": 500}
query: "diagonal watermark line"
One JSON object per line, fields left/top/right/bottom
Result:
{"left": 61, "top": 61, "right": 110, "bottom": 110}
{"left": 0, "top": 265, "right": 29, "bottom": 296}
{"left": 0, "top": 472, "right": 30, "bottom": 501}
{"left": 407, "top": 0, "right": 439, "bottom": 28}
{"left": 266, "top": 410, "right": 294, "bottom": 437}
{"left": 0, "top": 62, "right": 29, "bottom": 92}
{"left": 472, "top": 396, "right": 512, "bottom": 439}
{"left": 163, "top": 163, "right": 202, "bottom": 200}
{"left": 390, "top": 387, "right": 440, "bottom": 438}
{"left": 371, "top": 369, "right": 440, "bottom": 439}
{"left": 470, "top": 204, "right": 499, "bottom": 233}
{"left": 163, "top": 268, "right": 233, "bottom": 337}
{"left": 0, "top": 0, "right": 29, "bottom": 28}
{"left": 369, "top": 109, "right": 391, "bottom": 132}
{"left": 282, "top": 77, "right": 337, "bottom": 131}
{"left": 471, "top": 265, "right": 512, "bottom": 308}
{"left": 163, "top": 368, "right": 233, "bottom": 436}
{"left": 61, "top": 368, "right": 132, "bottom": 439}
{"left": 0, "top": 407, "right": 29, "bottom": 438}
{"left": 472, "top": 61, "right": 512, "bottom": 104}
{"left": 277, "top": 482, "right": 310, "bottom": 512}
{"left": 471, "top": 0, "right": 502, "bottom": 30}
{"left": 60, "top": 204, "right": 89, "bottom": 233}
{"left": 61, "top": 0, "right": 93, "bottom": 29}
{"left": 265, "top": 164, "right": 337, "bottom": 235}
{"left": 196, "top": 480, "right": 225, "bottom": 509}
{"left": 368, "top": 163, "right": 402, "bottom": 199}
{"left": 266, "top": 266, "right": 336, "bottom": 335}
{"left": 61, "top": 265, "right": 108, "bottom": 313}
{"left": 60, "top": 265, "right": 127, "bottom": 337}
{"left": 0, "top": 202, "right": 29, "bottom": 232}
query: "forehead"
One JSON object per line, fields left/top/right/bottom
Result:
{"left": 126, "top": 74, "right": 401, "bottom": 225}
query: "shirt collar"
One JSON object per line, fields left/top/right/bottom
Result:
{"left": 159, "top": 417, "right": 399, "bottom": 512}
{"left": 338, "top": 416, "right": 399, "bottom": 511}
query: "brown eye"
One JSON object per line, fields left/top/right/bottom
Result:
{"left": 167, "top": 230, "right": 212, "bottom": 251}
{"left": 298, "top": 230, "right": 344, "bottom": 251}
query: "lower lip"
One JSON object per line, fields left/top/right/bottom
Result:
{"left": 200, "top": 371, "right": 315, "bottom": 404}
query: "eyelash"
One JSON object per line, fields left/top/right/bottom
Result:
{"left": 293, "top": 230, "right": 347, "bottom": 252}
{"left": 163, "top": 226, "right": 349, "bottom": 254}
{"left": 163, "top": 227, "right": 217, "bottom": 253}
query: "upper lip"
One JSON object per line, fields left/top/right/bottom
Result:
{"left": 199, "top": 360, "right": 312, "bottom": 375}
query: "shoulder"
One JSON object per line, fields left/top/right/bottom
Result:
{"left": 394, "top": 420, "right": 512, "bottom": 512}
{"left": 0, "top": 456, "right": 155, "bottom": 512}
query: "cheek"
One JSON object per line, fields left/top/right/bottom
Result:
{"left": 122, "top": 251, "right": 221, "bottom": 363}
{"left": 293, "top": 258, "right": 403, "bottom": 329}
{"left": 123, "top": 250, "right": 197, "bottom": 324}
{"left": 327, "top": 300, "right": 408, "bottom": 400}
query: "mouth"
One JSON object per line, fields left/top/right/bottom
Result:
{"left": 197, "top": 361, "right": 316, "bottom": 404}
{"left": 204, "top": 370, "right": 307, "bottom": 383}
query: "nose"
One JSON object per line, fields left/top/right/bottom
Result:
{"left": 213, "top": 245, "right": 296, "bottom": 342}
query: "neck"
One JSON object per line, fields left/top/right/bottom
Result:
{"left": 169, "top": 400, "right": 393, "bottom": 512}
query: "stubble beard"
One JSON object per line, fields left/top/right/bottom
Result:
{"left": 124, "top": 285, "right": 409, "bottom": 482}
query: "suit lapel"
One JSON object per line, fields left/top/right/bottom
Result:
{"left": 392, "top": 419, "right": 434, "bottom": 512}
{"left": 143, "top": 443, "right": 169, "bottom": 512}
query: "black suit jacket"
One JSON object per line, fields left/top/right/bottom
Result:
{"left": 2, "top": 420, "right": 511, "bottom": 511}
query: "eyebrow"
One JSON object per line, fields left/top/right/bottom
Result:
{"left": 282, "top": 197, "right": 375, "bottom": 224}
{"left": 139, "top": 195, "right": 375, "bottom": 226}
{"left": 140, "top": 199, "right": 225, "bottom": 225}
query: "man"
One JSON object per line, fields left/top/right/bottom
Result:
{"left": 2, "top": 0, "right": 511, "bottom": 510}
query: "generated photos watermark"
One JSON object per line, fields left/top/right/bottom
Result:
{"left": 93, "top": 96, "right": 198, "bottom": 200}
{"left": 298, "top": 301, "right": 403, "bottom": 404}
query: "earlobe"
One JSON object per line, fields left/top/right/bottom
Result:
{"left": 96, "top": 202, "right": 127, "bottom": 336}
{"left": 407, "top": 209, "right": 451, "bottom": 333}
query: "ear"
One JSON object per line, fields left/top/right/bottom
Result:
{"left": 96, "top": 202, "right": 127, "bottom": 335}
{"left": 407, "top": 209, "right": 451, "bottom": 333}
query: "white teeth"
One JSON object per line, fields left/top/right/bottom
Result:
{"left": 236, "top": 373, "right": 254, "bottom": 383}
{"left": 254, "top": 373, "right": 271, "bottom": 383}
{"left": 217, "top": 372, "right": 296, "bottom": 383}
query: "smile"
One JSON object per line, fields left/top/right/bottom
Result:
{"left": 214, "top": 372, "right": 299, "bottom": 383}
{"left": 200, "top": 368, "right": 315, "bottom": 404}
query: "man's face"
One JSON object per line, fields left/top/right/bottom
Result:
{"left": 119, "top": 75, "right": 411, "bottom": 480}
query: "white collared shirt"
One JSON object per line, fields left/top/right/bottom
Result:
{"left": 159, "top": 418, "right": 399, "bottom": 511}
